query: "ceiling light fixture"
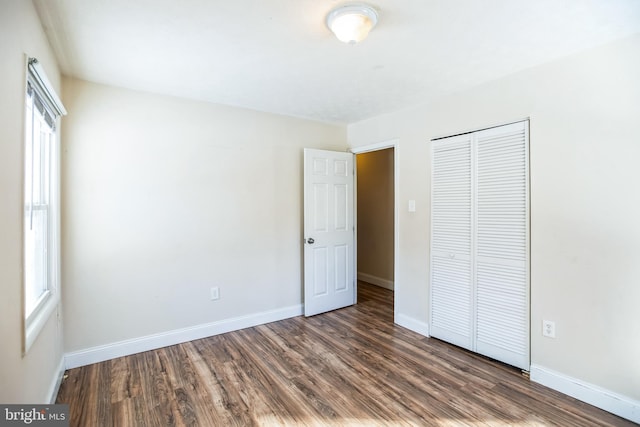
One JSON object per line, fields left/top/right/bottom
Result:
{"left": 326, "top": 3, "right": 378, "bottom": 44}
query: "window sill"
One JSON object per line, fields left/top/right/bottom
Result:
{"left": 24, "top": 292, "right": 59, "bottom": 354}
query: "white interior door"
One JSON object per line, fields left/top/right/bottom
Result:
{"left": 304, "top": 148, "right": 355, "bottom": 317}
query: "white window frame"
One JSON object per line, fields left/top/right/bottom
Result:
{"left": 23, "top": 57, "right": 66, "bottom": 353}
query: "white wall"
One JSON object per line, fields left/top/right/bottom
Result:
{"left": 0, "top": 0, "right": 64, "bottom": 403}
{"left": 349, "top": 34, "right": 640, "bottom": 404}
{"left": 61, "top": 78, "right": 347, "bottom": 354}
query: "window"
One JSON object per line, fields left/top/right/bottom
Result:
{"left": 23, "top": 58, "right": 66, "bottom": 352}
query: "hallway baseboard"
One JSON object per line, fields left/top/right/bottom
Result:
{"left": 358, "top": 272, "right": 394, "bottom": 290}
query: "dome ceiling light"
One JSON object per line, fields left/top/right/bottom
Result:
{"left": 326, "top": 3, "right": 379, "bottom": 44}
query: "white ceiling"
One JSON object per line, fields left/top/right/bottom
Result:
{"left": 34, "top": 0, "right": 640, "bottom": 124}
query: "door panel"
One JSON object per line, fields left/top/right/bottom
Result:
{"left": 312, "top": 247, "right": 328, "bottom": 296}
{"left": 304, "top": 149, "right": 355, "bottom": 316}
{"left": 474, "top": 122, "right": 530, "bottom": 370}
{"left": 430, "top": 135, "right": 473, "bottom": 350}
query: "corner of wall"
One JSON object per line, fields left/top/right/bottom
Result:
{"left": 395, "top": 314, "right": 430, "bottom": 338}
{"left": 47, "top": 358, "right": 66, "bottom": 404}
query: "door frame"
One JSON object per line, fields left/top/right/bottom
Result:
{"left": 350, "top": 139, "right": 399, "bottom": 321}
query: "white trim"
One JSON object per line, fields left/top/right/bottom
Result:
{"left": 350, "top": 139, "right": 398, "bottom": 154}
{"left": 65, "top": 304, "right": 303, "bottom": 369}
{"left": 24, "top": 293, "right": 59, "bottom": 353}
{"left": 530, "top": 364, "right": 640, "bottom": 424}
{"left": 48, "top": 357, "right": 65, "bottom": 404}
{"left": 430, "top": 117, "right": 530, "bottom": 141}
{"left": 395, "top": 314, "right": 430, "bottom": 337}
{"left": 357, "top": 272, "right": 394, "bottom": 290}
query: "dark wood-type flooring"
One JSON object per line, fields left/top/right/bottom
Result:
{"left": 57, "top": 282, "right": 634, "bottom": 426}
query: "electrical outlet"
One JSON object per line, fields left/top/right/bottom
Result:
{"left": 210, "top": 287, "right": 220, "bottom": 301}
{"left": 542, "top": 320, "right": 556, "bottom": 338}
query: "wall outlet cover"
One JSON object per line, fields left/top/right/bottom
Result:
{"left": 542, "top": 320, "right": 556, "bottom": 338}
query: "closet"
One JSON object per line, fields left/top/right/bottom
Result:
{"left": 430, "top": 120, "right": 529, "bottom": 370}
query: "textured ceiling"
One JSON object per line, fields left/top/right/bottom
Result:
{"left": 34, "top": 0, "right": 640, "bottom": 124}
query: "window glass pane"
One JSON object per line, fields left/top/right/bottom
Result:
{"left": 24, "top": 208, "right": 48, "bottom": 315}
{"left": 24, "top": 90, "right": 53, "bottom": 319}
{"left": 42, "top": 130, "right": 51, "bottom": 203}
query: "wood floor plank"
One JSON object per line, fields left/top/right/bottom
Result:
{"left": 57, "top": 282, "right": 635, "bottom": 426}
{"left": 159, "top": 344, "right": 221, "bottom": 426}
{"left": 140, "top": 351, "right": 180, "bottom": 426}
{"left": 183, "top": 342, "right": 251, "bottom": 426}
{"left": 190, "top": 337, "right": 257, "bottom": 426}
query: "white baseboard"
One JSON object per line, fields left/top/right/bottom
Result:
{"left": 65, "top": 304, "right": 303, "bottom": 369}
{"left": 395, "top": 313, "right": 430, "bottom": 337}
{"left": 358, "top": 272, "right": 394, "bottom": 290}
{"left": 48, "top": 357, "right": 65, "bottom": 404}
{"left": 530, "top": 364, "right": 640, "bottom": 424}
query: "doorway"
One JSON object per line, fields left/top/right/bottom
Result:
{"left": 354, "top": 144, "right": 397, "bottom": 311}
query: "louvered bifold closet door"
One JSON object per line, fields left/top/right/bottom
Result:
{"left": 430, "top": 135, "right": 473, "bottom": 350}
{"left": 475, "top": 121, "right": 529, "bottom": 370}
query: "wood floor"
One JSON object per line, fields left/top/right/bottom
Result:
{"left": 57, "top": 282, "right": 633, "bottom": 426}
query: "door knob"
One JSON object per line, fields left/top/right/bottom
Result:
{"left": 307, "top": 238, "right": 315, "bottom": 244}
